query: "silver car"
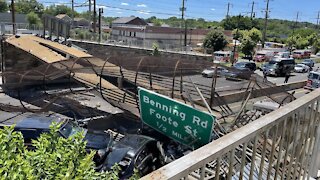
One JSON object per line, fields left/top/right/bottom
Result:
{"left": 201, "top": 66, "right": 227, "bottom": 78}
{"left": 294, "top": 64, "right": 310, "bottom": 73}
{"left": 305, "top": 71, "right": 320, "bottom": 90}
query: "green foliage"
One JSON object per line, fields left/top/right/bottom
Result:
{"left": 0, "top": 126, "right": 34, "bottom": 179}
{"left": 0, "top": 124, "right": 122, "bottom": 179}
{"left": 0, "top": 0, "right": 8, "bottom": 13}
{"left": 237, "top": 28, "right": 262, "bottom": 57}
{"left": 14, "top": 0, "right": 44, "bottom": 14}
{"left": 78, "top": 11, "right": 93, "bottom": 21}
{"left": 203, "top": 29, "right": 228, "bottom": 52}
{"left": 44, "top": 4, "right": 78, "bottom": 17}
{"left": 151, "top": 19, "right": 163, "bottom": 27}
{"left": 151, "top": 43, "right": 160, "bottom": 56}
{"left": 287, "top": 34, "right": 310, "bottom": 50}
{"left": 221, "top": 15, "right": 258, "bottom": 30}
{"left": 27, "top": 12, "right": 41, "bottom": 25}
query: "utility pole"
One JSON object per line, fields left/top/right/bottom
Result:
{"left": 226, "top": 2, "right": 231, "bottom": 18}
{"left": 89, "top": 0, "right": 92, "bottom": 13}
{"left": 180, "top": 0, "right": 187, "bottom": 48}
{"left": 98, "top": 8, "right": 103, "bottom": 42}
{"left": 93, "top": 0, "right": 96, "bottom": 33}
{"left": 11, "top": 0, "right": 16, "bottom": 35}
{"left": 316, "top": 11, "right": 320, "bottom": 30}
{"left": 250, "top": 1, "right": 255, "bottom": 19}
{"left": 232, "top": 14, "right": 241, "bottom": 65}
{"left": 289, "top": 12, "right": 299, "bottom": 53}
{"left": 293, "top": 12, "right": 299, "bottom": 34}
{"left": 71, "top": 0, "right": 74, "bottom": 27}
{"left": 261, "top": 0, "right": 270, "bottom": 48}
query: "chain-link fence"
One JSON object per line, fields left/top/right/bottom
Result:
{"left": 0, "top": 23, "right": 43, "bottom": 35}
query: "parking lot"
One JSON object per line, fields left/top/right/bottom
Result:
{"left": 186, "top": 62, "right": 320, "bottom": 95}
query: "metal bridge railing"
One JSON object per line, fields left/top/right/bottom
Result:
{"left": 141, "top": 89, "right": 320, "bottom": 180}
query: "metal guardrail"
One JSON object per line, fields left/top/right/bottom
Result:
{"left": 142, "top": 89, "right": 320, "bottom": 180}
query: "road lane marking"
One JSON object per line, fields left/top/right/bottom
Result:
{"left": 216, "top": 86, "right": 231, "bottom": 89}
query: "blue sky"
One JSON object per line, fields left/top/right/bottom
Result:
{"left": 40, "top": 0, "right": 320, "bottom": 23}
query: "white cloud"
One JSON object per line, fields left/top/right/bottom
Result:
{"left": 138, "top": 10, "right": 150, "bottom": 15}
{"left": 121, "top": 2, "right": 129, "bottom": 6}
{"left": 97, "top": 5, "right": 106, "bottom": 9}
{"left": 137, "top": 4, "right": 147, "bottom": 8}
{"left": 116, "top": 11, "right": 123, "bottom": 14}
{"left": 211, "top": 8, "right": 215, "bottom": 11}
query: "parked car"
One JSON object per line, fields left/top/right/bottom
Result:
{"left": 254, "top": 51, "right": 274, "bottom": 62}
{"left": 201, "top": 66, "right": 227, "bottom": 78}
{"left": 294, "top": 64, "right": 310, "bottom": 73}
{"left": 263, "top": 58, "right": 295, "bottom": 76}
{"left": 234, "top": 61, "right": 257, "bottom": 71}
{"left": 305, "top": 71, "right": 320, "bottom": 90}
{"left": 316, "top": 52, "right": 320, "bottom": 57}
{"left": 292, "top": 50, "right": 311, "bottom": 59}
{"left": 1, "top": 113, "right": 162, "bottom": 178}
{"left": 213, "top": 51, "right": 238, "bottom": 63}
{"left": 301, "top": 59, "right": 315, "bottom": 68}
{"left": 224, "top": 62, "right": 256, "bottom": 80}
{"left": 274, "top": 52, "right": 290, "bottom": 59}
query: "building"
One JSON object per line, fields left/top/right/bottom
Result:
{"left": 55, "top": 14, "right": 72, "bottom": 23}
{"left": 110, "top": 16, "right": 233, "bottom": 49}
{"left": 111, "top": 25, "right": 233, "bottom": 49}
{"left": 73, "top": 18, "right": 90, "bottom": 28}
{"left": 112, "top": 17, "right": 148, "bottom": 28}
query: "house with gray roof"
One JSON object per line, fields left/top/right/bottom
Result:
{"left": 111, "top": 17, "right": 147, "bottom": 28}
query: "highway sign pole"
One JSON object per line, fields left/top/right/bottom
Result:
{"left": 138, "top": 87, "right": 215, "bottom": 149}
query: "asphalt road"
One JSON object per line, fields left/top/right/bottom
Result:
{"left": 185, "top": 63, "right": 320, "bottom": 95}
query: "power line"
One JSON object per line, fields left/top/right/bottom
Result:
{"left": 261, "top": 0, "right": 270, "bottom": 48}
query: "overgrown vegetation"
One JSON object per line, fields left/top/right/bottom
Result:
{"left": 0, "top": 124, "right": 134, "bottom": 179}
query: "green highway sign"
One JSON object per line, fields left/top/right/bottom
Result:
{"left": 138, "top": 87, "right": 215, "bottom": 149}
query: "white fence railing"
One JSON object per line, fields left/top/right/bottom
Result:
{"left": 142, "top": 89, "right": 320, "bottom": 180}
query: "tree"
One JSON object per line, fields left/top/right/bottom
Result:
{"left": 0, "top": 124, "right": 126, "bottom": 179}
{"left": 286, "top": 34, "right": 309, "bottom": 50}
{"left": 238, "top": 28, "right": 262, "bottom": 58}
{"left": 146, "top": 16, "right": 157, "bottom": 23}
{"left": 221, "top": 15, "right": 258, "bottom": 30}
{"left": 203, "top": 29, "right": 228, "bottom": 53}
{"left": 14, "top": 0, "right": 44, "bottom": 14}
{"left": 44, "top": 4, "right": 78, "bottom": 17}
{"left": 27, "top": 12, "right": 40, "bottom": 25}
{"left": 151, "top": 19, "right": 163, "bottom": 26}
{"left": 0, "top": 0, "right": 8, "bottom": 12}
